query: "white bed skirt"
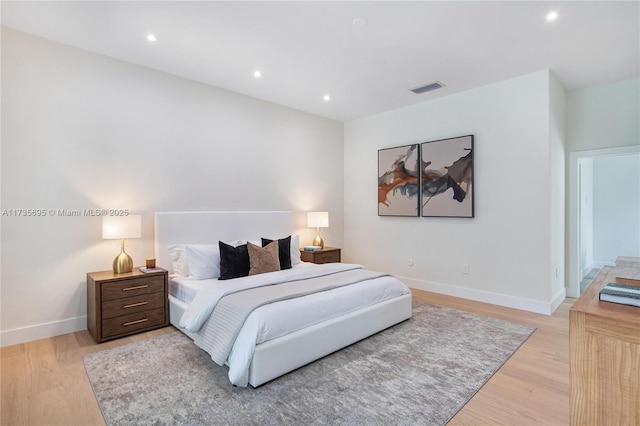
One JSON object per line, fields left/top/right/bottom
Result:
{"left": 169, "top": 294, "right": 412, "bottom": 387}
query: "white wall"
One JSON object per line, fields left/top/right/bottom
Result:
{"left": 592, "top": 154, "right": 640, "bottom": 264}
{"left": 549, "top": 72, "right": 566, "bottom": 303}
{"left": 4, "top": 26, "right": 636, "bottom": 345}
{"left": 344, "top": 70, "right": 564, "bottom": 314}
{"left": 1, "top": 28, "right": 344, "bottom": 345}
{"left": 566, "top": 77, "right": 639, "bottom": 152}
{"left": 566, "top": 77, "right": 640, "bottom": 296}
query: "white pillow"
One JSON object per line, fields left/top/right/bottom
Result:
{"left": 167, "top": 244, "right": 189, "bottom": 277}
{"left": 290, "top": 234, "right": 301, "bottom": 265}
{"left": 185, "top": 244, "right": 221, "bottom": 279}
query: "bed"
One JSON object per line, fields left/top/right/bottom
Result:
{"left": 154, "top": 211, "right": 412, "bottom": 387}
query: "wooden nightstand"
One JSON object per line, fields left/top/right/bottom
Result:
{"left": 300, "top": 247, "right": 341, "bottom": 264}
{"left": 87, "top": 268, "right": 169, "bottom": 343}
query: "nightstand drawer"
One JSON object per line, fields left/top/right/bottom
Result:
{"left": 101, "top": 292, "right": 166, "bottom": 319}
{"left": 101, "top": 275, "right": 165, "bottom": 301}
{"left": 102, "top": 308, "right": 166, "bottom": 338}
{"left": 314, "top": 251, "right": 341, "bottom": 264}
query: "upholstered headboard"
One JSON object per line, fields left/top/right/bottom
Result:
{"left": 154, "top": 211, "right": 293, "bottom": 273}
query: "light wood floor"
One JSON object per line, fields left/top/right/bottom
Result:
{"left": 1, "top": 290, "right": 573, "bottom": 425}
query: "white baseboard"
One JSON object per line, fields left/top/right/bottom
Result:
{"left": 399, "top": 275, "right": 564, "bottom": 316}
{"left": 581, "top": 261, "right": 594, "bottom": 279}
{"left": 583, "top": 261, "right": 615, "bottom": 277}
{"left": 1, "top": 275, "right": 569, "bottom": 346}
{"left": 550, "top": 287, "right": 567, "bottom": 313}
{"left": 1, "top": 316, "right": 87, "bottom": 347}
{"left": 593, "top": 260, "right": 616, "bottom": 269}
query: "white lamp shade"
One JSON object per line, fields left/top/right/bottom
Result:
{"left": 307, "top": 211, "right": 329, "bottom": 228}
{"left": 102, "top": 215, "right": 142, "bottom": 239}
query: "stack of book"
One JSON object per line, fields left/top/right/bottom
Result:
{"left": 599, "top": 282, "right": 640, "bottom": 308}
{"left": 303, "top": 246, "right": 322, "bottom": 252}
{"left": 139, "top": 267, "right": 165, "bottom": 273}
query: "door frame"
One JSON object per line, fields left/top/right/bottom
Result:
{"left": 567, "top": 145, "right": 640, "bottom": 297}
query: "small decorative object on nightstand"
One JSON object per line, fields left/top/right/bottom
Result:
{"left": 300, "top": 246, "right": 341, "bottom": 264}
{"left": 87, "top": 268, "right": 169, "bottom": 343}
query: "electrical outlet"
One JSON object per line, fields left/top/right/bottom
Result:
{"left": 462, "top": 264, "right": 469, "bottom": 274}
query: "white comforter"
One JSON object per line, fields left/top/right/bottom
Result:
{"left": 179, "top": 263, "right": 411, "bottom": 386}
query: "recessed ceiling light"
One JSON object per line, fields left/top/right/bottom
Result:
{"left": 546, "top": 11, "right": 559, "bottom": 22}
{"left": 147, "top": 33, "right": 158, "bottom": 42}
{"left": 323, "top": 94, "right": 331, "bottom": 102}
{"left": 254, "top": 70, "right": 262, "bottom": 78}
{"left": 352, "top": 18, "right": 368, "bottom": 29}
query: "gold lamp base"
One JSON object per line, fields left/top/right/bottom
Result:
{"left": 113, "top": 239, "right": 134, "bottom": 274}
{"left": 312, "top": 228, "right": 324, "bottom": 249}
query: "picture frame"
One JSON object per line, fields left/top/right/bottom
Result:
{"left": 420, "top": 135, "right": 474, "bottom": 218}
{"left": 378, "top": 144, "right": 420, "bottom": 217}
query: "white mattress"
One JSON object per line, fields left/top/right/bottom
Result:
{"left": 169, "top": 277, "right": 208, "bottom": 305}
{"left": 175, "top": 263, "right": 411, "bottom": 386}
{"left": 225, "top": 272, "right": 409, "bottom": 385}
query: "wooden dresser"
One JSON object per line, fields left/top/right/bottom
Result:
{"left": 87, "top": 268, "right": 169, "bottom": 343}
{"left": 569, "top": 266, "right": 640, "bottom": 425}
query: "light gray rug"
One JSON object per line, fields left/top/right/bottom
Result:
{"left": 84, "top": 302, "right": 534, "bottom": 425}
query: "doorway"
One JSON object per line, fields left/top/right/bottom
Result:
{"left": 568, "top": 145, "right": 640, "bottom": 298}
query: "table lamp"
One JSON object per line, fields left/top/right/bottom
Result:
{"left": 307, "top": 211, "right": 329, "bottom": 249}
{"left": 102, "top": 215, "right": 142, "bottom": 274}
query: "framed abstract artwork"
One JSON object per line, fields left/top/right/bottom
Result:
{"left": 420, "top": 135, "right": 474, "bottom": 218}
{"left": 378, "top": 144, "right": 420, "bottom": 216}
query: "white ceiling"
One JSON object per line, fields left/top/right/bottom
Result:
{"left": 2, "top": 1, "right": 639, "bottom": 121}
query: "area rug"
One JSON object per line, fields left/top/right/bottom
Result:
{"left": 83, "top": 301, "right": 534, "bottom": 425}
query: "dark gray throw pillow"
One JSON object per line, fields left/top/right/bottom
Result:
{"left": 218, "top": 241, "right": 250, "bottom": 280}
{"left": 261, "top": 235, "right": 292, "bottom": 270}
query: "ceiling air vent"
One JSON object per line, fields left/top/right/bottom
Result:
{"left": 410, "top": 81, "right": 445, "bottom": 94}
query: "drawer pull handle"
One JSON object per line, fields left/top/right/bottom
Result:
{"left": 123, "top": 318, "right": 148, "bottom": 327}
{"left": 123, "top": 301, "right": 148, "bottom": 309}
{"left": 123, "top": 285, "right": 148, "bottom": 291}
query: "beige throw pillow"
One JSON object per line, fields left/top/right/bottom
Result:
{"left": 248, "top": 241, "right": 281, "bottom": 275}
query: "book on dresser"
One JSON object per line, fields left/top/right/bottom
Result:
{"left": 599, "top": 282, "right": 640, "bottom": 308}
